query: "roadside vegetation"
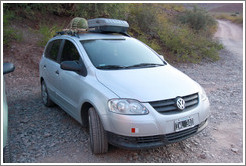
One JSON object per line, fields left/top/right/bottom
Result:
{"left": 3, "top": 3, "right": 223, "bottom": 63}
{"left": 3, "top": 10, "right": 23, "bottom": 47}
{"left": 212, "top": 12, "right": 243, "bottom": 24}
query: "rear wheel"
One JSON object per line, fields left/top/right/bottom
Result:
{"left": 41, "top": 81, "right": 54, "bottom": 107}
{"left": 3, "top": 140, "right": 11, "bottom": 163}
{"left": 88, "top": 107, "right": 108, "bottom": 154}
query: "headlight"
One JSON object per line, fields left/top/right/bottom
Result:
{"left": 108, "top": 99, "right": 149, "bottom": 115}
{"left": 200, "top": 87, "right": 208, "bottom": 101}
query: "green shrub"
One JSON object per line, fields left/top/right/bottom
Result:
{"left": 128, "top": 4, "right": 159, "bottom": 36}
{"left": 38, "top": 24, "right": 60, "bottom": 47}
{"left": 158, "top": 23, "right": 223, "bottom": 63}
{"left": 179, "top": 6, "right": 216, "bottom": 32}
{"left": 3, "top": 10, "right": 23, "bottom": 47}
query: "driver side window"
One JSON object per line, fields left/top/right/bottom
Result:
{"left": 60, "top": 40, "right": 80, "bottom": 62}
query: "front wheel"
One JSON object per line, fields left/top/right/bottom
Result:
{"left": 88, "top": 107, "right": 108, "bottom": 154}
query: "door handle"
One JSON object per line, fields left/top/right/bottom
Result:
{"left": 55, "top": 70, "right": 59, "bottom": 75}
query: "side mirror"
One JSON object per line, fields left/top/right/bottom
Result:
{"left": 158, "top": 55, "right": 165, "bottom": 61}
{"left": 3, "top": 63, "right": 15, "bottom": 75}
{"left": 60, "top": 61, "right": 81, "bottom": 72}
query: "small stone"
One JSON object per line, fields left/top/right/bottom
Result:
{"left": 200, "top": 154, "right": 206, "bottom": 159}
{"left": 231, "top": 148, "right": 239, "bottom": 153}
{"left": 21, "top": 118, "right": 29, "bottom": 123}
{"left": 50, "top": 143, "right": 56, "bottom": 147}
{"left": 44, "top": 132, "right": 51, "bottom": 138}
{"left": 133, "top": 155, "right": 138, "bottom": 160}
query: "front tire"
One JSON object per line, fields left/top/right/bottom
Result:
{"left": 88, "top": 107, "right": 108, "bottom": 154}
{"left": 41, "top": 81, "right": 54, "bottom": 107}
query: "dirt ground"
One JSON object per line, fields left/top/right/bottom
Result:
{"left": 3, "top": 19, "right": 244, "bottom": 164}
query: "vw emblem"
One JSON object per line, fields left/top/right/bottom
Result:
{"left": 176, "top": 98, "right": 186, "bottom": 110}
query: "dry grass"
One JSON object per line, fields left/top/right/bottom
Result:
{"left": 212, "top": 12, "right": 243, "bottom": 24}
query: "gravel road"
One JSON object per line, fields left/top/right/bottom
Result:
{"left": 4, "top": 20, "right": 244, "bottom": 163}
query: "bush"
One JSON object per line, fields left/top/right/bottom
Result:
{"left": 179, "top": 6, "right": 216, "bottom": 32}
{"left": 38, "top": 24, "right": 60, "bottom": 47}
{"left": 3, "top": 9, "right": 22, "bottom": 47}
{"left": 157, "top": 23, "right": 223, "bottom": 63}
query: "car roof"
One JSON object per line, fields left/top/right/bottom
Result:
{"left": 54, "top": 32, "right": 127, "bottom": 41}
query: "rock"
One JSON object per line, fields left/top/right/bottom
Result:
{"left": 21, "top": 118, "right": 29, "bottom": 123}
{"left": 231, "top": 148, "right": 239, "bottom": 153}
{"left": 200, "top": 154, "right": 206, "bottom": 159}
{"left": 50, "top": 143, "right": 56, "bottom": 147}
{"left": 133, "top": 155, "right": 138, "bottom": 160}
{"left": 44, "top": 132, "right": 51, "bottom": 138}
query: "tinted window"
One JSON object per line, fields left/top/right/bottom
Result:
{"left": 45, "top": 40, "right": 61, "bottom": 61}
{"left": 81, "top": 38, "right": 164, "bottom": 68}
{"left": 60, "top": 40, "right": 80, "bottom": 62}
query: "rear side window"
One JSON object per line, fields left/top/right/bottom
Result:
{"left": 45, "top": 39, "right": 62, "bottom": 62}
{"left": 60, "top": 40, "right": 80, "bottom": 62}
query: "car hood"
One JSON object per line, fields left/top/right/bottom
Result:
{"left": 96, "top": 65, "right": 200, "bottom": 102}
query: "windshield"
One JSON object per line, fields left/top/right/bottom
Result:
{"left": 80, "top": 38, "right": 165, "bottom": 69}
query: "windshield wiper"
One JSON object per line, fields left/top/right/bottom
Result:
{"left": 126, "top": 63, "right": 164, "bottom": 68}
{"left": 96, "top": 65, "right": 127, "bottom": 70}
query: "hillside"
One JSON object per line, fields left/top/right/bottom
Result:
{"left": 208, "top": 3, "right": 243, "bottom": 13}
{"left": 183, "top": 3, "right": 243, "bottom": 13}
{"left": 3, "top": 3, "right": 223, "bottom": 65}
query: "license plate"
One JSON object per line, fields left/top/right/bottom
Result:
{"left": 174, "top": 117, "right": 194, "bottom": 132}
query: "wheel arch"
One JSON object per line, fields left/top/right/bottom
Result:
{"left": 80, "top": 102, "right": 93, "bottom": 127}
{"left": 40, "top": 77, "right": 44, "bottom": 83}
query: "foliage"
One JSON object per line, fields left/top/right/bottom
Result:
{"left": 3, "top": 3, "right": 224, "bottom": 63}
{"left": 214, "top": 13, "right": 243, "bottom": 24}
{"left": 37, "top": 24, "right": 60, "bottom": 47}
{"left": 179, "top": 6, "right": 217, "bottom": 32}
{"left": 3, "top": 9, "right": 23, "bottom": 47}
{"left": 74, "top": 3, "right": 129, "bottom": 19}
{"left": 128, "top": 4, "right": 159, "bottom": 35}
{"left": 157, "top": 23, "right": 223, "bottom": 63}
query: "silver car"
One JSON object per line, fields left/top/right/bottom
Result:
{"left": 39, "top": 18, "right": 210, "bottom": 154}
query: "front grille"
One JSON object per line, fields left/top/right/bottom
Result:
{"left": 149, "top": 93, "right": 199, "bottom": 115}
{"left": 166, "top": 125, "right": 199, "bottom": 142}
{"left": 109, "top": 133, "right": 163, "bottom": 144}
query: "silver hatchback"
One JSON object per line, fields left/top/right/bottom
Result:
{"left": 39, "top": 18, "right": 210, "bottom": 154}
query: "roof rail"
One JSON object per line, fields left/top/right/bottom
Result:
{"left": 54, "top": 28, "right": 88, "bottom": 38}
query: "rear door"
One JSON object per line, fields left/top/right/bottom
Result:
{"left": 42, "top": 39, "right": 63, "bottom": 100}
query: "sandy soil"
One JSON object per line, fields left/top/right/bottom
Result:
{"left": 214, "top": 20, "right": 243, "bottom": 60}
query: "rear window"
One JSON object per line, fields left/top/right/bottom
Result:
{"left": 45, "top": 39, "right": 62, "bottom": 62}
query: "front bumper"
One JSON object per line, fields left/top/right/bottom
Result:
{"left": 107, "top": 118, "right": 208, "bottom": 149}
